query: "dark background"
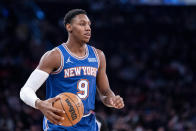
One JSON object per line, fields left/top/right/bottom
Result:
{"left": 0, "top": 0, "right": 196, "bottom": 131}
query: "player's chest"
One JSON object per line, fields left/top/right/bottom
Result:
{"left": 63, "top": 58, "right": 98, "bottom": 78}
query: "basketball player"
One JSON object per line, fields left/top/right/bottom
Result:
{"left": 20, "top": 9, "right": 124, "bottom": 131}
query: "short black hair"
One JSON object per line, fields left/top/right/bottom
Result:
{"left": 64, "top": 9, "right": 87, "bottom": 27}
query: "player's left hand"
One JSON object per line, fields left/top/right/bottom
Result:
{"left": 106, "top": 95, "right": 124, "bottom": 109}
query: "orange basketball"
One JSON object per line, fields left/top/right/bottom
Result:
{"left": 53, "top": 92, "right": 84, "bottom": 127}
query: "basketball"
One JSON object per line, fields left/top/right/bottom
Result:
{"left": 53, "top": 92, "right": 84, "bottom": 127}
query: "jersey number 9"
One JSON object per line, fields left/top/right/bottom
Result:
{"left": 77, "top": 79, "right": 89, "bottom": 99}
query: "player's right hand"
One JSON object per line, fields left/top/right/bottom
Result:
{"left": 35, "top": 97, "right": 65, "bottom": 125}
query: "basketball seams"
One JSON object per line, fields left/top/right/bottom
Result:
{"left": 59, "top": 98, "right": 74, "bottom": 126}
{"left": 63, "top": 94, "right": 81, "bottom": 120}
{"left": 63, "top": 94, "right": 82, "bottom": 121}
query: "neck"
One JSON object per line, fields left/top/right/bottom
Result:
{"left": 64, "top": 36, "right": 86, "bottom": 56}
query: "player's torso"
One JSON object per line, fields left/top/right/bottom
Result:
{"left": 46, "top": 43, "right": 99, "bottom": 114}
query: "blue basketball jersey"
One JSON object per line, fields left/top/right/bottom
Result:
{"left": 46, "top": 43, "right": 99, "bottom": 115}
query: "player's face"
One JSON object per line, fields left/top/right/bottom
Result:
{"left": 70, "top": 14, "right": 91, "bottom": 43}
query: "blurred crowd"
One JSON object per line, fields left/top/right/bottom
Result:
{"left": 1, "top": 0, "right": 196, "bottom": 131}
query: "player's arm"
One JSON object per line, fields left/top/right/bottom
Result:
{"left": 96, "top": 49, "right": 124, "bottom": 109}
{"left": 20, "top": 48, "right": 64, "bottom": 125}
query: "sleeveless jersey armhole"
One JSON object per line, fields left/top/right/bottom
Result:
{"left": 51, "top": 48, "right": 64, "bottom": 75}
{"left": 92, "top": 47, "right": 100, "bottom": 69}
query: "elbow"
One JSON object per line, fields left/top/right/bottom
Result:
{"left": 20, "top": 87, "right": 29, "bottom": 102}
{"left": 20, "top": 87, "right": 25, "bottom": 102}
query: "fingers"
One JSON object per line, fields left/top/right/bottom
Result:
{"left": 50, "top": 107, "right": 65, "bottom": 122}
{"left": 112, "top": 95, "right": 124, "bottom": 109}
{"left": 46, "top": 111, "right": 64, "bottom": 125}
{"left": 47, "top": 97, "right": 64, "bottom": 114}
{"left": 51, "top": 107, "right": 65, "bottom": 114}
{"left": 109, "top": 98, "right": 114, "bottom": 107}
{"left": 48, "top": 97, "right": 60, "bottom": 103}
{"left": 39, "top": 98, "right": 65, "bottom": 125}
{"left": 43, "top": 104, "right": 65, "bottom": 125}
{"left": 50, "top": 111, "right": 64, "bottom": 123}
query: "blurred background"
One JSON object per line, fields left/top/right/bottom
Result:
{"left": 1, "top": 0, "right": 196, "bottom": 131}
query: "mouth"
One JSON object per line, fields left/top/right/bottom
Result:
{"left": 84, "top": 33, "right": 91, "bottom": 38}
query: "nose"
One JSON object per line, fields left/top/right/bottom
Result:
{"left": 85, "top": 25, "right": 91, "bottom": 31}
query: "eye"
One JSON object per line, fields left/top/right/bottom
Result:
{"left": 80, "top": 23, "right": 85, "bottom": 26}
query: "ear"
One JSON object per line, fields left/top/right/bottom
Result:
{"left": 66, "top": 24, "right": 72, "bottom": 33}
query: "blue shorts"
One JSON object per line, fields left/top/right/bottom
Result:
{"left": 43, "top": 113, "right": 98, "bottom": 131}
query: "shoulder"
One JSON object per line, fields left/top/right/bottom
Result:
{"left": 41, "top": 48, "right": 61, "bottom": 63}
{"left": 92, "top": 47, "right": 105, "bottom": 61}
{"left": 37, "top": 47, "right": 61, "bottom": 73}
{"left": 91, "top": 47, "right": 106, "bottom": 70}
{"left": 90, "top": 46, "right": 105, "bottom": 59}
